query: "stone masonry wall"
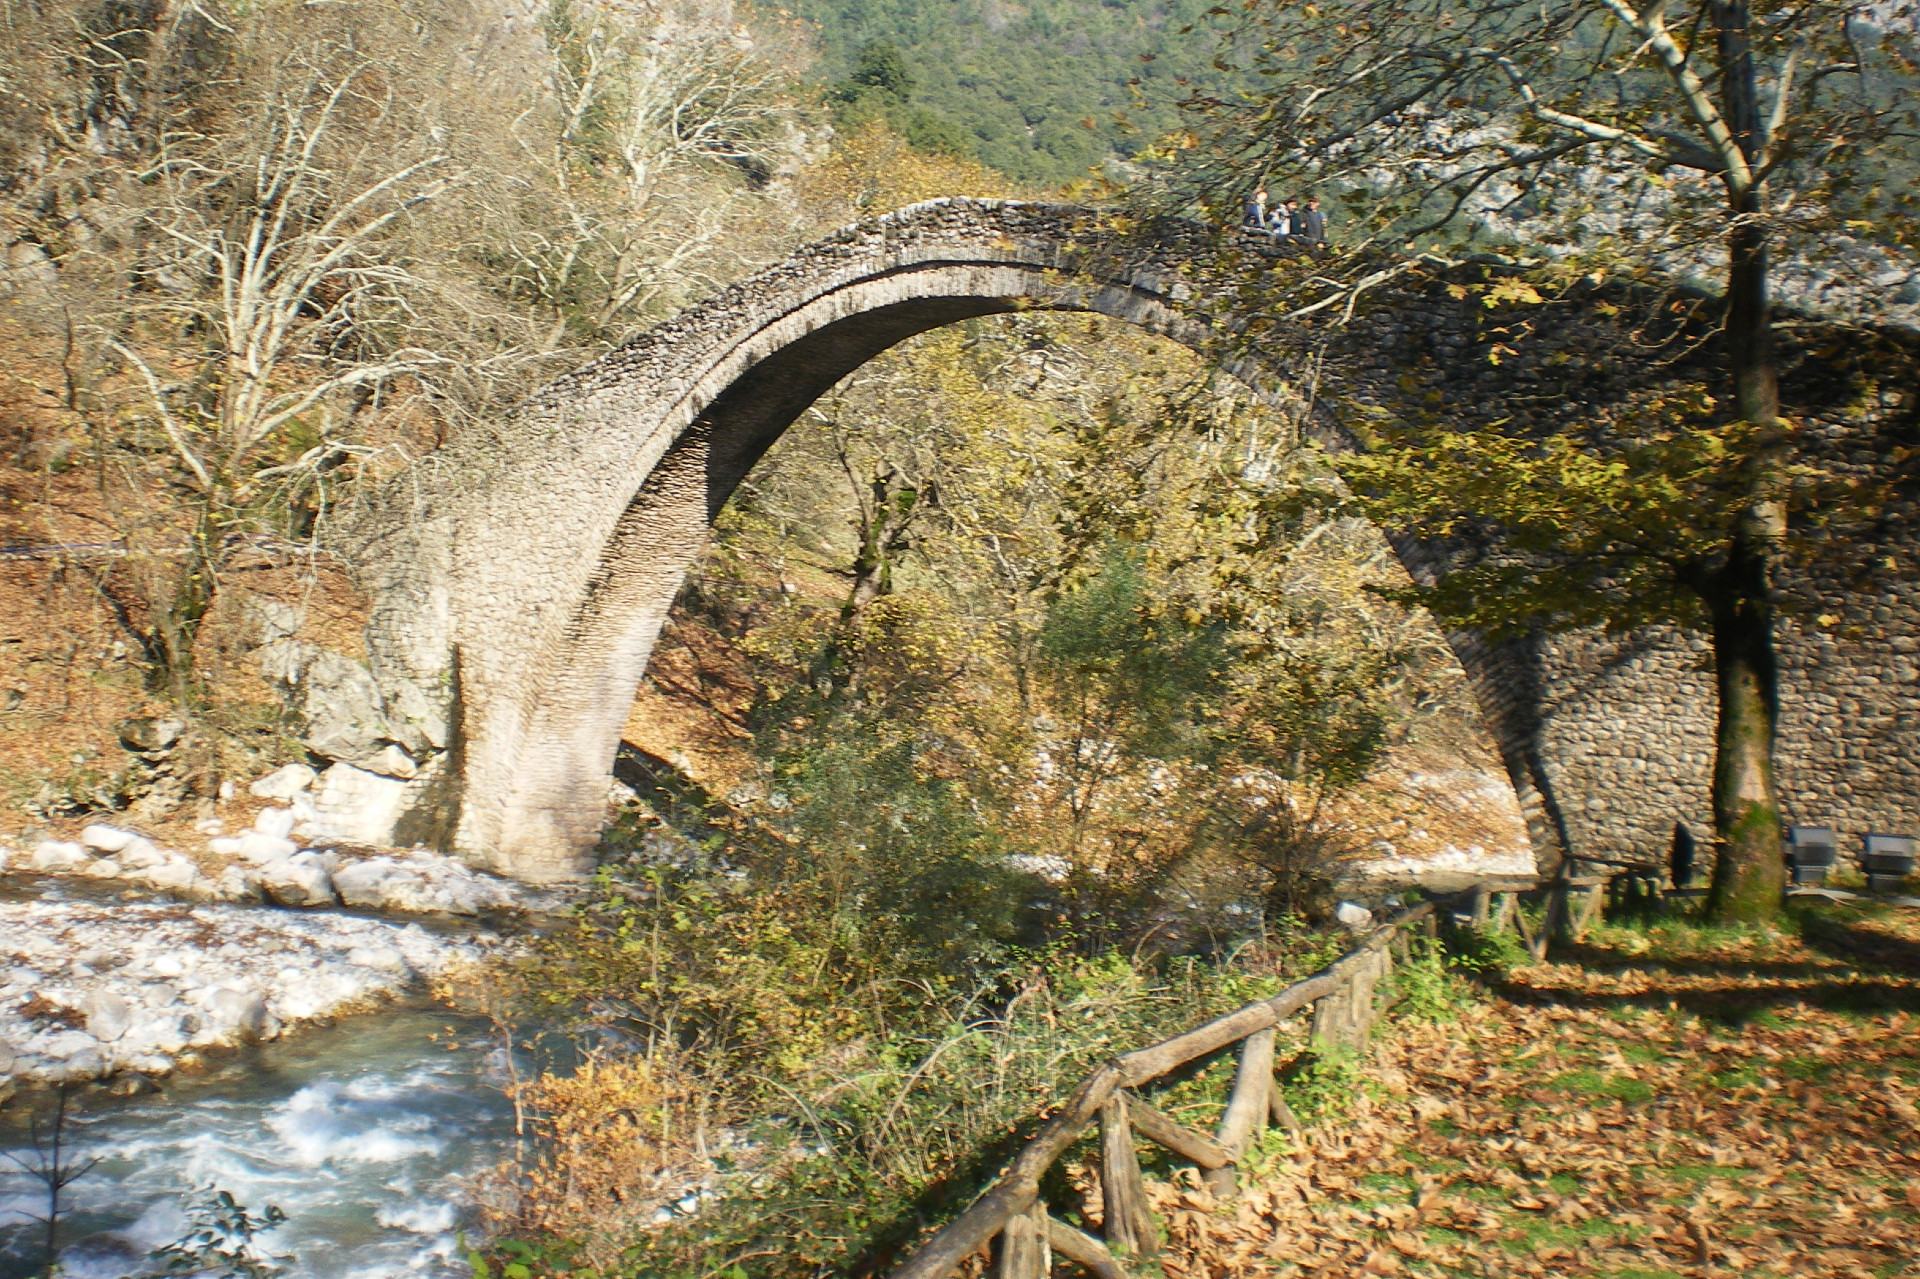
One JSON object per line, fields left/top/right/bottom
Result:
{"left": 1327, "top": 265, "right": 1920, "bottom": 868}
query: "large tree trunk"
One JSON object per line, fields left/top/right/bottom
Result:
{"left": 1702, "top": 533, "right": 1785, "bottom": 923}
{"left": 1703, "top": 0, "right": 1785, "bottom": 922}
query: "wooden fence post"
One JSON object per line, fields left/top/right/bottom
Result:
{"left": 996, "top": 1197, "right": 1050, "bottom": 1279}
{"left": 1204, "top": 1025, "right": 1276, "bottom": 1196}
{"left": 1099, "top": 1093, "right": 1157, "bottom": 1259}
{"left": 1046, "top": 1214, "right": 1131, "bottom": 1279}
{"left": 1309, "top": 981, "right": 1347, "bottom": 1050}
{"left": 1470, "top": 883, "right": 1491, "bottom": 929}
{"left": 1492, "top": 891, "right": 1515, "bottom": 935}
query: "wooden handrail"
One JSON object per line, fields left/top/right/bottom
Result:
{"left": 889, "top": 902, "right": 1436, "bottom": 1279}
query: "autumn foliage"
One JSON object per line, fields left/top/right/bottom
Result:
{"left": 1149, "top": 909, "right": 1920, "bottom": 1278}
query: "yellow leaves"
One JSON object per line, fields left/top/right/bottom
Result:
{"left": 797, "top": 119, "right": 1009, "bottom": 216}
{"left": 1446, "top": 283, "right": 1470, "bottom": 300}
{"left": 1484, "top": 277, "right": 1545, "bottom": 307}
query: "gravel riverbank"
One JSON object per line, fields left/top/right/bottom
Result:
{"left": 0, "top": 891, "right": 506, "bottom": 1092}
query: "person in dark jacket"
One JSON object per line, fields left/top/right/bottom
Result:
{"left": 1243, "top": 187, "right": 1271, "bottom": 231}
{"left": 1298, "top": 197, "right": 1327, "bottom": 246}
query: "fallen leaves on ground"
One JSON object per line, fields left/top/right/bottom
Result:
{"left": 1145, "top": 914, "right": 1920, "bottom": 1278}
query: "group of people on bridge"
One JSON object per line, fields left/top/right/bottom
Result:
{"left": 1242, "top": 187, "right": 1327, "bottom": 247}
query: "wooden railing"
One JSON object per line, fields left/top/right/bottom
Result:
{"left": 889, "top": 903, "right": 1438, "bottom": 1279}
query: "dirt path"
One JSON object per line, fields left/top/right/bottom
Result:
{"left": 1148, "top": 916, "right": 1920, "bottom": 1278}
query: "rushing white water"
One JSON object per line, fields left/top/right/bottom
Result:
{"left": 0, "top": 1001, "right": 520, "bottom": 1279}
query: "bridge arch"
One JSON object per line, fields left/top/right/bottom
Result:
{"left": 361, "top": 198, "right": 1525, "bottom": 881}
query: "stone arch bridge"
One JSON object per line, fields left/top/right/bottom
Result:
{"left": 344, "top": 198, "right": 1920, "bottom": 883}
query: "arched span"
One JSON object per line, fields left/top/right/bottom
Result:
{"left": 358, "top": 199, "right": 1525, "bottom": 881}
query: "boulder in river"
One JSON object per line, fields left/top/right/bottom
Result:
{"left": 78, "top": 823, "right": 140, "bottom": 853}
{"left": 31, "top": 840, "right": 87, "bottom": 872}
{"left": 331, "top": 852, "right": 516, "bottom": 916}
{"left": 83, "top": 990, "right": 131, "bottom": 1042}
{"left": 259, "top": 854, "right": 337, "bottom": 908}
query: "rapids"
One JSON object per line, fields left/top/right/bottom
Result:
{"left": 0, "top": 1000, "right": 520, "bottom": 1279}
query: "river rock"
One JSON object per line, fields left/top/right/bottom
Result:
{"left": 117, "top": 837, "right": 167, "bottom": 870}
{"left": 79, "top": 858, "right": 123, "bottom": 879}
{"left": 259, "top": 854, "right": 336, "bottom": 907}
{"left": 235, "top": 831, "right": 299, "bottom": 865}
{"left": 79, "top": 823, "right": 140, "bottom": 853}
{"left": 253, "top": 806, "right": 298, "bottom": 840}
{"left": 31, "top": 840, "right": 87, "bottom": 872}
{"left": 120, "top": 1009, "right": 191, "bottom": 1059}
{"left": 135, "top": 859, "right": 205, "bottom": 895}
{"left": 250, "top": 763, "right": 318, "bottom": 801}
{"left": 331, "top": 852, "right": 516, "bottom": 916}
{"left": 83, "top": 991, "right": 131, "bottom": 1042}
{"left": 203, "top": 988, "right": 272, "bottom": 1042}
{"left": 212, "top": 865, "right": 264, "bottom": 903}
{"left": 1335, "top": 901, "right": 1374, "bottom": 931}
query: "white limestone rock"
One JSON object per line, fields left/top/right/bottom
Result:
{"left": 79, "top": 824, "right": 140, "bottom": 854}
{"left": 236, "top": 832, "right": 299, "bottom": 866}
{"left": 1334, "top": 901, "right": 1374, "bottom": 931}
{"left": 252, "top": 806, "right": 298, "bottom": 840}
{"left": 249, "top": 764, "right": 318, "bottom": 801}
{"left": 331, "top": 852, "right": 517, "bottom": 916}
{"left": 79, "top": 858, "right": 123, "bottom": 879}
{"left": 83, "top": 991, "right": 131, "bottom": 1042}
{"left": 255, "top": 639, "right": 432, "bottom": 763}
{"left": 202, "top": 987, "right": 273, "bottom": 1043}
{"left": 0, "top": 890, "right": 500, "bottom": 1085}
{"left": 212, "top": 865, "right": 263, "bottom": 903}
{"left": 360, "top": 743, "right": 419, "bottom": 780}
{"left": 258, "top": 854, "right": 336, "bottom": 908}
{"left": 31, "top": 841, "right": 87, "bottom": 872}
{"left": 116, "top": 838, "right": 167, "bottom": 870}
{"left": 135, "top": 859, "right": 206, "bottom": 895}
{"left": 331, "top": 857, "right": 404, "bottom": 909}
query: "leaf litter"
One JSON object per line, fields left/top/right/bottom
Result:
{"left": 1142, "top": 911, "right": 1920, "bottom": 1278}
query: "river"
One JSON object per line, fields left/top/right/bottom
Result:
{"left": 0, "top": 999, "right": 522, "bottom": 1279}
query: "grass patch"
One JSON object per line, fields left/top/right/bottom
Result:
{"left": 1547, "top": 1069, "right": 1656, "bottom": 1103}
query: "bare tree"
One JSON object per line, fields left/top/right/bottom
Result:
{"left": 0, "top": 0, "right": 801, "bottom": 716}
{"left": 3, "top": 1083, "right": 99, "bottom": 1277}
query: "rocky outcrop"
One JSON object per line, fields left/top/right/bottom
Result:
{"left": 255, "top": 640, "right": 442, "bottom": 777}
